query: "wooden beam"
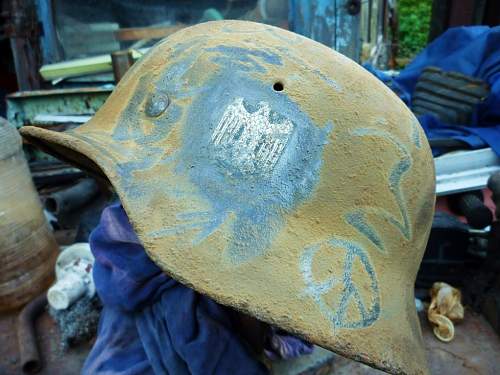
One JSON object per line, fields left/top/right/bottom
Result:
{"left": 114, "top": 25, "right": 185, "bottom": 41}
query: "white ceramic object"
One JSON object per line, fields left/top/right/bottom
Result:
{"left": 47, "top": 243, "right": 95, "bottom": 310}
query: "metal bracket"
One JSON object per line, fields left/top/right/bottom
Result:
{"left": 435, "top": 148, "right": 500, "bottom": 196}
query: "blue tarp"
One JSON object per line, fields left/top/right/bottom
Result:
{"left": 364, "top": 26, "right": 500, "bottom": 156}
{"left": 82, "top": 204, "right": 268, "bottom": 375}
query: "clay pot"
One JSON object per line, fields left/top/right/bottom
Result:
{"left": 0, "top": 118, "right": 58, "bottom": 311}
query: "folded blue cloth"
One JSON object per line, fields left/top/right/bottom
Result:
{"left": 364, "top": 26, "right": 500, "bottom": 156}
{"left": 82, "top": 203, "right": 268, "bottom": 375}
{"left": 264, "top": 327, "right": 314, "bottom": 360}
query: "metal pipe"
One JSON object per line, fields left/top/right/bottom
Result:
{"left": 17, "top": 294, "right": 47, "bottom": 374}
{"left": 44, "top": 178, "right": 99, "bottom": 215}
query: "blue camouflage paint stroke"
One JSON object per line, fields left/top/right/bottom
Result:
{"left": 344, "top": 127, "right": 418, "bottom": 253}
{"left": 103, "top": 44, "right": 334, "bottom": 264}
{"left": 175, "top": 47, "right": 332, "bottom": 263}
{"left": 300, "top": 122, "right": 421, "bottom": 330}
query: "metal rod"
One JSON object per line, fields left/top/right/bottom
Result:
{"left": 44, "top": 178, "right": 100, "bottom": 215}
{"left": 17, "top": 294, "right": 47, "bottom": 374}
{"left": 111, "top": 50, "right": 135, "bottom": 83}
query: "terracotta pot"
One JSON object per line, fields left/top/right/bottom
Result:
{"left": 0, "top": 118, "right": 58, "bottom": 311}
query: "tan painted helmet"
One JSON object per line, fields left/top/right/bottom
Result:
{"left": 21, "top": 20, "right": 435, "bottom": 375}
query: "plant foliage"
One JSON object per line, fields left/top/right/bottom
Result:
{"left": 398, "top": 0, "right": 432, "bottom": 61}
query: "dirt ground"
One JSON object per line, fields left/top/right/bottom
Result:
{"left": 0, "top": 307, "right": 498, "bottom": 374}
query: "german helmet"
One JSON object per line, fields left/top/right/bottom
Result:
{"left": 21, "top": 20, "right": 435, "bottom": 375}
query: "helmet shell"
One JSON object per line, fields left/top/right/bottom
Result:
{"left": 21, "top": 20, "right": 435, "bottom": 375}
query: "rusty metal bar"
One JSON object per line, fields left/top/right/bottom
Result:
{"left": 17, "top": 293, "right": 47, "bottom": 374}
{"left": 111, "top": 50, "right": 135, "bottom": 83}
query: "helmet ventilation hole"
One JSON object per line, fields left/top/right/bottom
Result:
{"left": 273, "top": 82, "right": 284, "bottom": 91}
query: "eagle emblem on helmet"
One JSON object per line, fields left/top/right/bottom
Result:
{"left": 211, "top": 97, "right": 294, "bottom": 176}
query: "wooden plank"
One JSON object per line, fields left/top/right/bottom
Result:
{"left": 114, "top": 25, "right": 185, "bottom": 41}
{"left": 39, "top": 49, "right": 147, "bottom": 81}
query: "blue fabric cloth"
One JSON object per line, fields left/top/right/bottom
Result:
{"left": 264, "top": 327, "right": 314, "bottom": 360}
{"left": 364, "top": 26, "right": 500, "bottom": 156}
{"left": 82, "top": 204, "right": 268, "bottom": 375}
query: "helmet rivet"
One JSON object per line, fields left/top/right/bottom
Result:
{"left": 145, "top": 93, "right": 169, "bottom": 117}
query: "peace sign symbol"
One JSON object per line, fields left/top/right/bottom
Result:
{"left": 300, "top": 237, "right": 380, "bottom": 329}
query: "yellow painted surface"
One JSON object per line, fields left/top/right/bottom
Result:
{"left": 21, "top": 21, "right": 435, "bottom": 375}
